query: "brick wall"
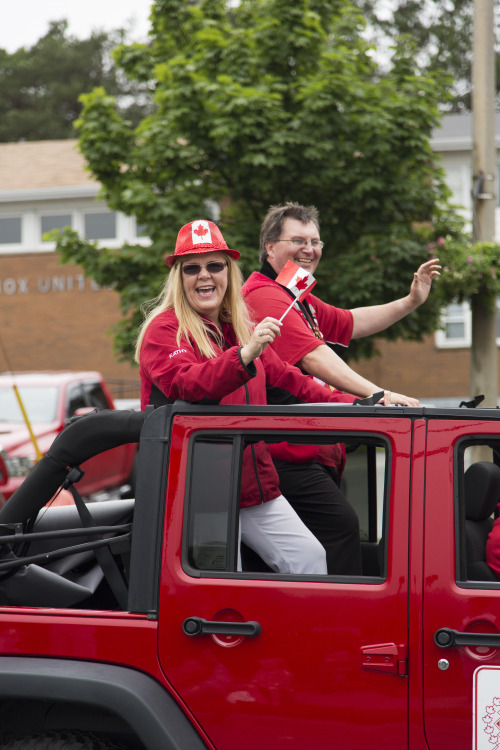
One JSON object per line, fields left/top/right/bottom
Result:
{"left": 0, "top": 252, "right": 140, "bottom": 398}
{"left": 355, "top": 336, "right": 474, "bottom": 400}
{"left": 0, "top": 251, "right": 492, "bottom": 404}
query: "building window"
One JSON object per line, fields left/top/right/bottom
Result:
{"left": 41, "top": 214, "right": 72, "bottom": 238}
{"left": 0, "top": 217, "right": 22, "bottom": 244}
{"left": 84, "top": 211, "right": 117, "bottom": 240}
{"left": 445, "top": 162, "right": 472, "bottom": 213}
{"left": 136, "top": 222, "right": 149, "bottom": 238}
{"left": 0, "top": 206, "right": 149, "bottom": 254}
{"left": 436, "top": 300, "right": 500, "bottom": 348}
{"left": 436, "top": 302, "right": 471, "bottom": 348}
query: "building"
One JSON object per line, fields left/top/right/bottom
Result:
{"left": 0, "top": 140, "right": 142, "bottom": 399}
{"left": 0, "top": 116, "right": 499, "bottom": 404}
{"left": 357, "top": 113, "right": 500, "bottom": 406}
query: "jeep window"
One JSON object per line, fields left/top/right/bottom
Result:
{"left": 0, "top": 386, "right": 58, "bottom": 423}
{"left": 185, "top": 433, "right": 388, "bottom": 581}
{"left": 187, "top": 438, "right": 238, "bottom": 571}
{"left": 455, "top": 440, "right": 500, "bottom": 586}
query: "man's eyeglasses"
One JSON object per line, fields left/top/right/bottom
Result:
{"left": 276, "top": 237, "right": 324, "bottom": 250}
{"left": 181, "top": 261, "right": 228, "bottom": 276}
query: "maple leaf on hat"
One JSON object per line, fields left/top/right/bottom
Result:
{"left": 194, "top": 223, "right": 209, "bottom": 238}
{"left": 191, "top": 220, "right": 212, "bottom": 245}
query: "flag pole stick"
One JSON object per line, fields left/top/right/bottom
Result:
{"left": 0, "top": 334, "right": 43, "bottom": 462}
{"left": 12, "top": 384, "right": 43, "bottom": 462}
{"left": 278, "top": 296, "right": 299, "bottom": 324}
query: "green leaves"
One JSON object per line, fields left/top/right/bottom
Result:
{"left": 353, "top": 0, "right": 474, "bottom": 112}
{"left": 0, "top": 21, "right": 150, "bottom": 142}
{"left": 56, "top": 0, "right": 463, "bottom": 362}
{"left": 436, "top": 239, "right": 500, "bottom": 312}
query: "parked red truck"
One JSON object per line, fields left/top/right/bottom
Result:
{"left": 0, "top": 371, "right": 137, "bottom": 503}
{"left": 0, "top": 400, "right": 499, "bottom": 749}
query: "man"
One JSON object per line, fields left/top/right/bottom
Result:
{"left": 242, "top": 202, "right": 440, "bottom": 575}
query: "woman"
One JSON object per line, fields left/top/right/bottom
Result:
{"left": 136, "top": 219, "right": 355, "bottom": 575}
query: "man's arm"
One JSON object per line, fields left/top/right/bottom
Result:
{"left": 350, "top": 258, "right": 441, "bottom": 339}
{"left": 299, "top": 344, "right": 420, "bottom": 407}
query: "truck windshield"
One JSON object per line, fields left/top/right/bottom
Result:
{"left": 0, "top": 386, "right": 59, "bottom": 423}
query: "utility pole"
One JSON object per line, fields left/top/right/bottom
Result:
{"left": 471, "top": 0, "right": 497, "bottom": 407}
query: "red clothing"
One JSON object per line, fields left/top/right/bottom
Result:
{"left": 487, "top": 511, "right": 500, "bottom": 577}
{"left": 242, "top": 271, "right": 354, "bottom": 470}
{"left": 243, "top": 272, "right": 353, "bottom": 364}
{"left": 139, "top": 309, "right": 354, "bottom": 507}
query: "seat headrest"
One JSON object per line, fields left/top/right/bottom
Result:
{"left": 464, "top": 462, "right": 500, "bottom": 522}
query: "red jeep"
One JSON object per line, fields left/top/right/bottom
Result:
{"left": 0, "top": 371, "right": 137, "bottom": 503}
{"left": 0, "top": 400, "right": 499, "bottom": 750}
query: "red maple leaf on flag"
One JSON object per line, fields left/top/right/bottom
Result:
{"left": 194, "top": 224, "right": 209, "bottom": 238}
{"left": 295, "top": 276, "right": 309, "bottom": 292}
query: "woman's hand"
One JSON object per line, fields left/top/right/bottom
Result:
{"left": 240, "top": 317, "right": 282, "bottom": 365}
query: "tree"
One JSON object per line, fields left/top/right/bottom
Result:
{"left": 353, "top": 0, "right": 500, "bottom": 112}
{"left": 0, "top": 20, "right": 151, "bottom": 142}
{"left": 434, "top": 238, "right": 500, "bottom": 401}
{"left": 55, "top": 0, "right": 464, "bottom": 363}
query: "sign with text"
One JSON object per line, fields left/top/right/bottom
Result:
{"left": 474, "top": 666, "right": 500, "bottom": 749}
{"left": 0, "top": 275, "right": 102, "bottom": 296}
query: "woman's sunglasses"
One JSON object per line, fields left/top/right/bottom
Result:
{"left": 181, "top": 261, "right": 227, "bottom": 276}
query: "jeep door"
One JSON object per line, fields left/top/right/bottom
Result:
{"left": 158, "top": 409, "right": 412, "bottom": 750}
{"left": 422, "top": 415, "right": 500, "bottom": 750}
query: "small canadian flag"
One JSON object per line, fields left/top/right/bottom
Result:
{"left": 192, "top": 220, "right": 211, "bottom": 244}
{"left": 276, "top": 260, "right": 317, "bottom": 302}
{"left": 275, "top": 260, "right": 316, "bottom": 322}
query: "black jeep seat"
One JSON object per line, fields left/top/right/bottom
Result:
{"left": 464, "top": 461, "right": 500, "bottom": 582}
{"left": 0, "top": 498, "right": 135, "bottom": 608}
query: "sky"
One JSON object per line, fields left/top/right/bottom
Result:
{"left": 0, "top": 1, "right": 152, "bottom": 53}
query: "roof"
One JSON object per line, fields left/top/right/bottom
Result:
{"left": 0, "top": 140, "right": 97, "bottom": 192}
{"left": 431, "top": 112, "right": 500, "bottom": 152}
{"left": 0, "top": 114, "right": 497, "bottom": 197}
{"left": 0, "top": 371, "right": 103, "bottom": 386}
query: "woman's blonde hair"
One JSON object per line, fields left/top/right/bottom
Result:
{"left": 135, "top": 254, "right": 254, "bottom": 361}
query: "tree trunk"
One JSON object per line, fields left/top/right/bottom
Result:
{"left": 470, "top": 0, "right": 497, "bottom": 408}
{"left": 470, "top": 294, "right": 498, "bottom": 407}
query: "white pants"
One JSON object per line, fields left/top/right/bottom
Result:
{"left": 239, "top": 494, "right": 327, "bottom": 575}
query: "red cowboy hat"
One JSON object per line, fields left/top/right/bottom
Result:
{"left": 165, "top": 220, "right": 240, "bottom": 267}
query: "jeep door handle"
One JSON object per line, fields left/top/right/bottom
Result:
{"left": 182, "top": 617, "right": 261, "bottom": 637}
{"left": 435, "top": 627, "right": 500, "bottom": 648}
